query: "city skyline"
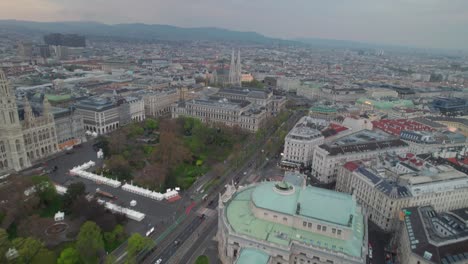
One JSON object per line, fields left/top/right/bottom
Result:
{"left": 1, "top": 0, "right": 468, "bottom": 50}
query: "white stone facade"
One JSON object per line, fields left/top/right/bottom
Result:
{"left": 172, "top": 99, "right": 267, "bottom": 132}
{"left": 142, "top": 89, "right": 180, "bottom": 117}
{"left": 127, "top": 97, "right": 145, "bottom": 122}
{"left": 336, "top": 161, "right": 468, "bottom": 232}
{"left": 311, "top": 131, "right": 409, "bottom": 184}
{"left": 282, "top": 116, "right": 325, "bottom": 168}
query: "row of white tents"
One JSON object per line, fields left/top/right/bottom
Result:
{"left": 69, "top": 161, "right": 180, "bottom": 201}
{"left": 122, "top": 183, "right": 179, "bottom": 201}
{"left": 69, "top": 161, "right": 121, "bottom": 188}
{"left": 97, "top": 199, "right": 145, "bottom": 221}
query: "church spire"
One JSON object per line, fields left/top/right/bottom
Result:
{"left": 42, "top": 96, "right": 52, "bottom": 120}
{"left": 236, "top": 50, "right": 242, "bottom": 86}
{"left": 23, "top": 97, "right": 34, "bottom": 124}
{"left": 0, "top": 69, "right": 13, "bottom": 98}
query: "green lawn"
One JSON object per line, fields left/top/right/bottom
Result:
{"left": 195, "top": 255, "right": 209, "bottom": 264}
{"left": 39, "top": 197, "right": 63, "bottom": 218}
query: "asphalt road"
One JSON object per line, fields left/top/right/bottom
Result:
{"left": 368, "top": 221, "right": 391, "bottom": 264}
{"left": 147, "top": 217, "right": 204, "bottom": 264}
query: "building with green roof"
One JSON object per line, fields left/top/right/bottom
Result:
{"left": 309, "top": 105, "right": 338, "bottom": 120}
{"left": 356, "top": 97, "right": 414, "bottom": 111}
{"left": 217, "top": 181, "right": 368, "bottom": 264}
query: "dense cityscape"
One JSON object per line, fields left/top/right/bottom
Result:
{"left": 0, "top": 7, "right": 468, "bottom": 264}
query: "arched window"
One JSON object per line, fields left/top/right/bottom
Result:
{"left": 4, "top": 159, "right": 8, "bottom": 168}
{"left": 15, "top": 139, "right": 21, "bottom": 152}
{"left": 0, "top": 160, "right": 3, "bottom": 169}
{"left": 19, "top": 158, "right": 24, "bottom": 167}
{"left": 0, "top": 141, "right": 5, "bottom": 153}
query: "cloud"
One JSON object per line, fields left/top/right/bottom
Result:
{"left": 1, "top": 0, "right": 467, "bottom": 49}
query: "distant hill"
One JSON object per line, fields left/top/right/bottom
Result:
{"left": 295, "top": 38, "right": 377, "bottom": 49}
{"left": 0, "top": 20, "right": 288, "bottom": 44}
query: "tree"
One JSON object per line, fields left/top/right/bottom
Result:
{"left": 105, "top": 155, "right": 133, "bottom": 181}
{"left": 195, "top": 255, "right": 209, "bottom": 264}
{"left": 0, "top": 176, "right": 37, "bottom": 229}
{"left": 12, "top": 237, "right": 52, "bottom": 264}
{"left": 57, "top": 247, "right": 80, "bottom": 264}
{"left": 0, "top": 228, "right": 10, "bottom": 263}
{"left": 242, "top": 79, "right": 264, "bottom": 88}
{"left": 31, "top": 175, "right": 59, "bottom": 208}
{"left": 75, "top": 221, "right": 104, "bottom": 264}
{"left": 127, "top": 124, "right": 144, "bottom": 139}
{"left": 126, "top": 233, "right": 153, "bottom": 264}
{"left": 71, "top": 197, "right": 122, "bottom": 232}
{"left": 63, "top": 182, "right": 86, "bottom": 212}
{"left": 104, "top": 254, "right": 117, "bottom": 264}
{"left": 103, "top": 225, "right": 126, "bottom": 251}
{"left": 144, "top": 119, "right": 159, "bottom": 131}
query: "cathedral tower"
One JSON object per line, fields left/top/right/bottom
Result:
{"left": 0, "top": 70, "right": 30, "bottom": 173}
{"left": 228, "top": 49, "right": 242, "bottom": 86}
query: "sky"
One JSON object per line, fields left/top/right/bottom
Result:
{"left": 1, "top": 0, "right": 468, "bottom": 50}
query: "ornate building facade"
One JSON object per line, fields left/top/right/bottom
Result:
{"left": 0, "top": 70, "right": 58, "bottom": 174}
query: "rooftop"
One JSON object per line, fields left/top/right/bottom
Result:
{"left": 225, "top": 182, "right": 365, "bottom": 257}
{"left": 356, "top": 97, "right": 414, "bottom": 110}
{"left": 188, "top": 98, "right": 251, "bottom": 110}
{"left": 235, "top": 248, "right": 270, "bottom": 264}
{"left": 75, "top": 97, "right": 116, "bottom": 111}
{"left": 319, "top": 130, "right": 407, "bottom": 156}
{"left": 403, "top": 206, "right": 468, "bottom": 264}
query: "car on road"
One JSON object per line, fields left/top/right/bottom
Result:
{"left": 368, "top": 243, "right": 373, "bottom": 259}
{"left": 155, "top": 258, "right": 162, "bottom": 264}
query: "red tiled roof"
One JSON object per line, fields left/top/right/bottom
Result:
{"left": 343, "top": 161, "right": 359, "bottom": 171}
{"left": 447, "top": 158, "right": 459, "bottom": 166}
{"left": 372, "top": 119, "right": 434, "bottom": 136}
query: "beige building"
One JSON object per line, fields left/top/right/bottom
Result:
{"left": 281, "top": 116, "right": 325, "bottom": 169}
{"left": 216, "top": 88, "right": 286, "bottom": 116}
{"left": 217, "top": 181, "right": 368, "bottom": 264}
{"left": 142, "top": 89, "right": 180, "bottom": 117}
{"left": 171, "top": 98, "right": 267, "bottom": 132}
{"left": 311, "top": 130, "right": 408, "bottom": 184}
{"left": 336, "top": 154, "right": 468, "bottom": 232}
{"left": 0, "top": 70, "right": 58, "bottom": 174}
{"left": 399, "top": 206, "right": 468, "bottom": 264}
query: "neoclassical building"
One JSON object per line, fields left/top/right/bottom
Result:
{"left": 0, "top": 70, "right": 58, "bottom": 173}
{"left": 217, "top": 181, "right": 368, "bottom": 264}
{"left": 281, "top": 116, "right": 325, "bottom": 169}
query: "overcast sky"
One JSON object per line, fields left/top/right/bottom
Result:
{"left": 1, "top": 0, "right": 468, "bottom": 49}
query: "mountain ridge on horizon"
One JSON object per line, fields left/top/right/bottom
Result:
{"left": 0, "top": 19, "right": 288, "bottom": 44}
{"left": 0, "top": 20, "right": 456, "bottom": 53}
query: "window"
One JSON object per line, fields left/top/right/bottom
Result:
{"left": 283, "top": 217, "right": 287, "bottom": 222}
{"left": 317, "top": 225, "right": 321, "bottom": 230}
{"left": 308, "top": 223, "right": 312, "bottom": 228}
{"left": 303, "top": 221, "right": 307, "bottom": 227}
{"left": 322, "top": 226, "right": 326, "bottom": 232}
{"left": 332, "top": 228, "right": 336, "bottom": 234}
{"left": 337, "top": 230, "right": 342, "bottom": 235}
